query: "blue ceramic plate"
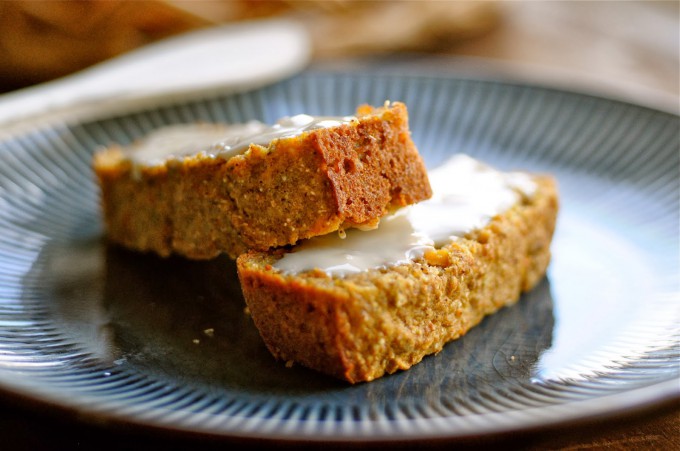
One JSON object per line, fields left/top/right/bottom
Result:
{"left": 0, "top": 71, "right": 678, "bottom": 443}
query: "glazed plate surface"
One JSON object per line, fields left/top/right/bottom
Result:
{"left": 0, "top": 71, "right": 678, "bottom": 442}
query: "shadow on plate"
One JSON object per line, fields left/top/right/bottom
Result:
{"left": 41, "top": 237, "right": 555, "bottom": 401}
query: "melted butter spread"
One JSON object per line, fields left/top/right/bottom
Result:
{"left": 274, "top": 154, "right": 536, "bottom": 276}
{"left": 124, "top": 114, "right": 357, "bottom": 166}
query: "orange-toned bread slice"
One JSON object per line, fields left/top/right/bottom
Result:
{"left": 94, "top": 102, "right": 431, "bottom": 259}
{"left": 237, "top": 161, "right": 558, "bottom": 383}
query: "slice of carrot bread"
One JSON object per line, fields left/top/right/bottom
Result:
{"left": 94, "top": 102, "right": 432, "bottom": 259}
{"left": 237, "top": 155, "right": 559, "bottom": 383}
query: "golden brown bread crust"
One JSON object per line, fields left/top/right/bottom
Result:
{"left": 237, "top": 176, "right": 558, "bottom": 383}
{"left": 94, "top": 102, "right": 432, "bottom": 259}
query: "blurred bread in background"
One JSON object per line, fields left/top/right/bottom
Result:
{"left": 0, "top": 1, "right": 208, "bottom": 91}
{"left": 300, "top": 0, "right": 498, "bottom": 56}
{"left": 0, "top": 0, "right": 500, "bottom": 92}
{"left": 2, "top": 0, "right": 675, "bottom": 110}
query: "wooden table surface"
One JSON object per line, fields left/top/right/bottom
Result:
{"left": 448, "top": 2, "right": 679, "bottom": 107}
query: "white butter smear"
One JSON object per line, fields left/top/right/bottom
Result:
{"left": 274, "top": 154, "right": 536, "bottom": 276}
{"left": 124, "top": 114, "right": 357, "bottom": 166}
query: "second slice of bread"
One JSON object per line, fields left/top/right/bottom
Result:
{"left": 94, "top": 102, "right": 431, "bottom": 259}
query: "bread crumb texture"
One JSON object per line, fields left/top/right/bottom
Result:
{"left": 237, "top": 177, "right": 558, "bottom": 383}
{"left": 94, "top": 102, "right": 431, "bottom": 259}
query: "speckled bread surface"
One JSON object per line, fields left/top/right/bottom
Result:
{"left": 93, "top": 102, "right": 431, "bottom": 259}
{"left": 237, "top": 176, "right": 558, "bottom": 383}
